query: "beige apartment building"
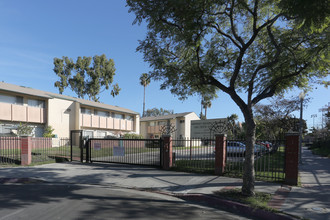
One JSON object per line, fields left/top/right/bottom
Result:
{"left": 140, "top": 112, "right": 200, "bottom": 139}
{"left": 0, "top": 82, "right": 140, "bottom": 138}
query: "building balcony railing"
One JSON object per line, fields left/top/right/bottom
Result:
{"left": 0, "top": 103, "right": 46, "bottom": 124}
{"left": 80, "top": 114, "right": 134, "bottom": 131}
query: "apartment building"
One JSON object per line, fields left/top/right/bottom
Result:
{"left": 0, "top": 82, "right": 140, "bottom": 138}
{"left": 140, "top": 112, "right": 200, "bottom": 139}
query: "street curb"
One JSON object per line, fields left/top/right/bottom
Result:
{"left": 175, "top": 194, "right": 299, "bottom": 220}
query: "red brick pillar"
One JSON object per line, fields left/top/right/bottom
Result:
{"left": 162, "top": 135, "right": 172, "bottom": 170}
{"left": 285, "top": 133, "right": 299, "bottom": 185}
{"left": 215, "top": 134, "right": 227, "bottom": 175}
{"left": 21, "top": 136, "right": 32, "bottom": 166}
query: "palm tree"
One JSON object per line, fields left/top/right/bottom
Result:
{"left": 227, "top": 114, "right": 239, "bottom": 138}
{"left": 140, "top": 73, "right": 150, "bottom": 117}
{"left": 201, "top": 98, "right": 212, "bottom": 119}
{"left": 200, "top": 90, "right": 218, "bottom": 120}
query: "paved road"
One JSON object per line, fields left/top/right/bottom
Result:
{"left": 0, "top": 183, "right": 252, "bottom": 220}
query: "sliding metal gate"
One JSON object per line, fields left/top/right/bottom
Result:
{"left": 87, "top": 138, "right": 163, "bottom": 167}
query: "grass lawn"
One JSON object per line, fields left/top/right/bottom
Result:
{"left": 171, "top": 146, "right": 286, "bottom": 182}
{"left": 214, "top": 188, "right": 275, "bottom": 212}
{"left": 171, "top": 160, "right": 215, "bottom": 174}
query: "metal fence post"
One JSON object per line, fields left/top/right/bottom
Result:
{"left": 86, "top": 139, "right": 90, "bottom": 163}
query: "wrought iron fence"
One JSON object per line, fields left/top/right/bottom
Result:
{"left": 171, "top": 138, "right": 215, "bottom": 174}
{"left": 170, "top": 137, "right": 286, "bottom": 182}
{"left": 224, "top": 139, "right": 286, "bottom": 182}
{"left": 0, "top": 137, "right": 21, "bottom": 165}
{"left": 0, "top": 137, "right": 71, "bottom": 165}
{"left": 87, "top": 138, "right": 162, "bottom": 167}
{"left": 31, "top": 137, "right": 71, "bottom": 163}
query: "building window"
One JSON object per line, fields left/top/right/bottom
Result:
{"left": 83, "top": 130, "right": 93, "bottom": 138}
{"left": 149, "top": 121, "right": 156, "bottom": 126}
{"left": 180, "top": 120, "right": 185, "bottom": 123}
{"left": 81, "top": 107, "right": 91, "bottom": 115}
{"left": 113, "top": 113, "right": 124, "bottom": 119}
{"left": 94, "top": 110, "right": 110, "bottom": 117}
{"left": 158, "top": 121, "right": 167, "bottom": 126}
{"left": 126, "top": 115, "right": 134, "bottom": 121}
{"left": 16, "top": 96, "right": 23, "bottom": 105}
{"left": 0, "top": 94, "right": 23, "bottom": 105}
{"left": 28, "top": 99, "right": 45, "bottom": 108}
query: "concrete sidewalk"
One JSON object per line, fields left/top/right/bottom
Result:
{"left": 0, "top": 162, "right": 279, "bottom": 195}
{"left": 0, "top": 146, "right": 329, "bottom": 220}
{"left": 281, "top": 147, "right": 330, "bottom": 220}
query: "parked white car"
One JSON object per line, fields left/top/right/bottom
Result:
{"left": 226, "top": 141, "right": 268, "bottom": 157}
{"left": 226, "top": 141, "right": 246, "bottom": 157}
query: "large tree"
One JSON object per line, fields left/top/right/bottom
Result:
{"left": 254, "top": 96, "right": 309, "bottom": 139}
{"left": 53, "top": 54, "right": 120, "bottom": 102}
{"left": 127, "top": 0, "right": 329, "bottom": 196}
{"left": 140, "top": 73, "right": 151, "bottom": 117}
{"left": 145, "top": 107, "right": 174, "bottom": 117}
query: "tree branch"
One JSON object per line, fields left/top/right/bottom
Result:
{"left": 208, "top": 23, "right": 242, "bottom": 49}
{"left": 252, "top": 63, "right": 310, "bottom": 104}
{"left": 229, "top": 0, "right": 245, "bottom": 46}
{"left": 247, "top": 25, "right": 282, "bottom": 104}
{"left": 207, "top": 75, "right": 248, "bottom": 114}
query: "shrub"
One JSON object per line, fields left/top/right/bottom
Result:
{"left": 122, "top": 133, "right": 143, "bottom": 139}
{"left": 17, "top": 123, "right": 33, "bottom": 136}
{"left": 43, "top": 126, "right": 55, "bottom": 138}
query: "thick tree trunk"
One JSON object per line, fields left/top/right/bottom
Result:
{"left": 242, "top": 116, "right": 256, "bottom": 196}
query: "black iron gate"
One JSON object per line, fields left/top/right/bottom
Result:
{"left": 70, "top": 130, "right": 84, "bottom": 162}
{"left": 87, "top": 138, "right": 163, "bottom": 167}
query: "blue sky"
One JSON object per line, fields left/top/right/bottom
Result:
{"left": 0, "top": 0, "right": 328, "bottom": 129}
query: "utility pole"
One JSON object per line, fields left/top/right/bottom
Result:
{"left": 311, "top": 114, "right": 317, "bottom": 129}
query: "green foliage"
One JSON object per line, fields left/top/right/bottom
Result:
{"left": 215, "top": 188, "right": 273, "bottom": 210}
{"left": 144, "top": 107, "right": 174, "bottom": 117}
{"left": 43, "top": 126, "right": 55, "bottom": 138}
{"left": 279, "top": 0, "right": 330, "bottom": 33}
{"left": 17, "top": 123, "right": 33, "bottom": 136}
{"left": 127, "top": 0, "right": 329, "bottom": 196}
{"left": 139, "top": 73, "right": 150, "bottom": 87}
{"left": 122, "top": 133, "right": 143, "bottom": 139}
{"left": 140, "top": 73, "right": 151, "bottom": 117}
{"left": 127, "top": 0, "right": 328, "bottom": 103}
{"left": 254, "top": 96, "right": 308, "bottom": 139}
{"left": 199, "top": 112, "right": 206, "bottom": 120}
{"left": 53, "top": 54, "right": 120, "bottom": 102}
{"left": 226, "top": 114, "right": 242, "bottom": 139}
{"left": 310, "top": 138, "right": 330, "bottom": 158}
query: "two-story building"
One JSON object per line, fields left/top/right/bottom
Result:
{"left": 140, "top": 112, "right": 200, "bottom": 139}
{"left": 0, "top": 82, "right": 139, "bottom": 138}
